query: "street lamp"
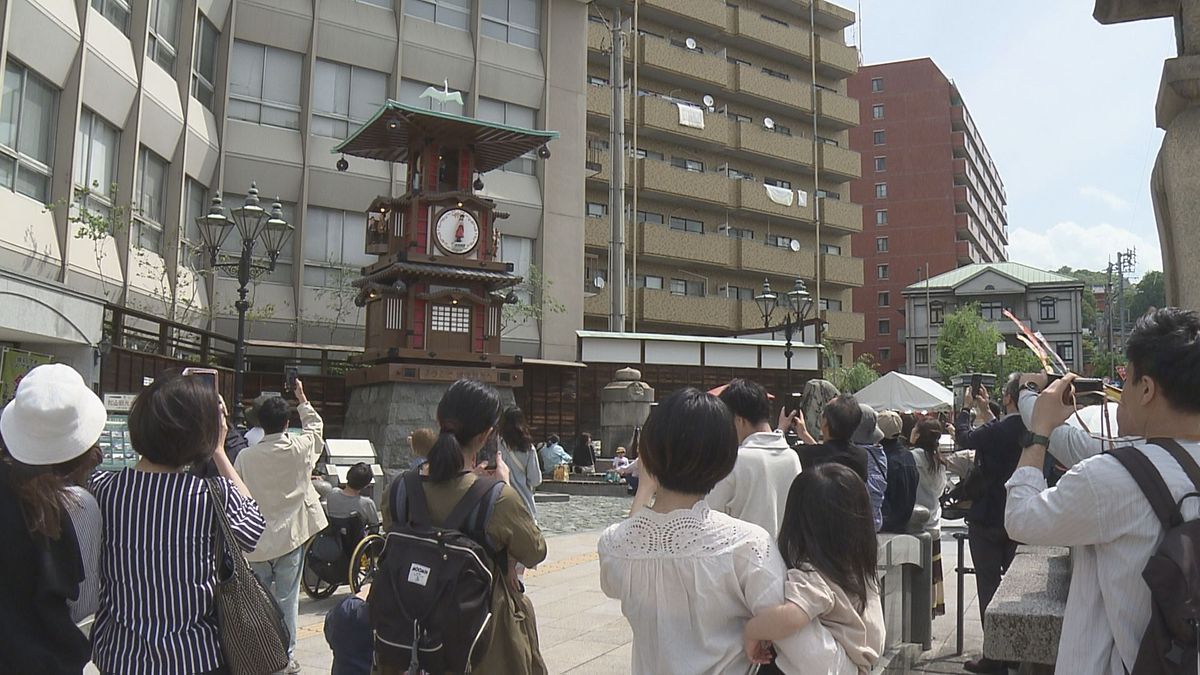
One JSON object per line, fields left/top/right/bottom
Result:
{"left": 755, "top": 278, "right": 815, "bottom": 396}
{"left": 195, "top": 183, "right": 293, "bottom": 423}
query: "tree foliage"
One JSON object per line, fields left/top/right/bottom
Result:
{"left": 502, "top": 264, "right": 566, "bottom": 332}
{"left": 824, "top": 354, "right": 881, "bottom": 394}
{"left": 1128, "top": 271, "right": 1165, "bottom": 320}
{"left": 936, "top": 303, "right": 1045, "bottom": 383}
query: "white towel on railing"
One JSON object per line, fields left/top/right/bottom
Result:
{"left": 764, "top": 183, "right": 794, "bottom": 206}
{"left": 796, "top": 189, "right": 808, "bottom": 207}
{"left": 677, "top": 103, "right": 706, "bottom": 129}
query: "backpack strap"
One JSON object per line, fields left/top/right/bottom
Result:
{"left": 399, "top": 470, "right": 433, "bottom": 528}
{"left": 444, "top": 476, "right": 499, "bottom": 532}
{"left": 1109, "top": 445, "right": 1183, "bottom": 528}
{"left": 1149, "top": 438, "right": 1200, "bottom": 494}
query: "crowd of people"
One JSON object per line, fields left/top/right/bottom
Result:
{"left": 3, "top": 306, "right": 1200, "bottom": 674}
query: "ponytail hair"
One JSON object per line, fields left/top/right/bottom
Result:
{"left": 427, "top": 379, "right": 502, "bottom": 482}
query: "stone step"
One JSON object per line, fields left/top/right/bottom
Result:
{"left": 534, "top": 492, "right": 570, "bottom": 504}
{"left": 538, "top": 480, "right": 631, "bottom": 498}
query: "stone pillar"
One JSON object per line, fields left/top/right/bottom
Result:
{"left": 599, "top": 367, "right": 654, "bottom": 458}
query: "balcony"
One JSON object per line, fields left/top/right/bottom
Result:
{"left": 956, "top": 240, "right": 981, "bottom": 265}
{"left": 638, "top": 35, "right": 731, "bottom": 91}
{"left": 821, "top": 253, "right": 864, "bottom": 287}
{"left": 815, "top": 35, "right": 858, "bottom": 77}
{"left": 638, "top": 95, "right": 734, "bottom": 150}
{"left": 820, "top": 199, "right": 863, "bottom": 233}
{"left": 584, "top": 287, "right": 612, "bottom": 316}
{"left": 734, "top": 122, "right": 814, "bottom": 171}
{"left": 823, "top": 309, "right": 865, "bottom": 342}
{"left": 639, "top": 224, "right": 738, "bottom": 267}
{"left": 733, "top": 62, "right": 814, "bottom": 117}
{"left": 585, "top": 215, "right": 609, "bottom": 249}
{"left": 814, "top": 0, "right": 856, "bottom": 30}
{"left": 954, "top": 185, "right": 979, "bottom": 216}
{"left": 587, "top": 154, "right": 612, "bottom": 184}
{"left": 954, "top": 212, "right": 984, "bottom": 246}
{"left": 640, "top": 0, "right": 727, "bottom": 34}
{"left": 729, "top": 6, "right": 812, "bottom": 65}
{"left": 639, "top": 288, "right": 741, "bottom": 331}
{"left": 586, "top": 84, "right": 611, "bottom": 119}
{"left": 587, "top": 20, "right": 613, "bottom": 55}
{"left": 818, "top": 143, "right": 860, "bottom": 181}
{"left": 739, "top": 238, "right": 817, "bottom": 279}
{"left": 736, "top": 179, "right": 814, "bottom": 224}
{"left": 637, "top": 159, "right": 733, "bottom": 207}
{"left": 817, "top": 88, "right": 859, "bottom": 129}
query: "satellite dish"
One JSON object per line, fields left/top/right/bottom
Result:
{"left": 593, "top": 276, "right": 607, "bottom": 289}
{"left": 764, "top": 117, "right": 776, "bottom": 130}
{"left": 702, "top": 94, "right": 715, "bottom": 108}
{"left": 789, "top": 240, "right": 801, "bottom": 252}
{"left": 685, "top": 37, "right": 697, "bottom": 50}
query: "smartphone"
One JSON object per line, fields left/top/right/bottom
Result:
{"left": 477, "top": 432, "right": 499, "bottom": 469}
{"left": 182, "top": 367, "right": 219, "bottom": 392}
{"left": 284, "top": 366, "right": 299, "bottom": 394}
{"left": 970, "top": 374, "right": 983, "bottom": 398}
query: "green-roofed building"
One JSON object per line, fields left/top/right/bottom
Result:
{"left": 902, "top": 262, "right": 1085, "bottom": 379}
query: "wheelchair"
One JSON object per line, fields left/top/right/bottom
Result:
{"left": 301, "top": 513, "right": 385, "bottom": 599}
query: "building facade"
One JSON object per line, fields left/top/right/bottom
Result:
{"left": 0, "top": 0, "right": 586, "bottom": 371}
{"left": 582, "top": 0, "right": 865, "bottom": 361}
{"left": 903, "top": 262, "right": 1084, "bottom": 380}
{"left": 847, "top": 58, "right": 1008, "bottom": 374}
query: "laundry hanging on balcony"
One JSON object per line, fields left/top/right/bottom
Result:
{"left": 676, "top": 103, "right": 705, "bottom": 129}
{"left": 796, "top": 189, "right": 808, "bottom": 207}
{"left": 764, "top": 183, "right": 794, "bottom": 206}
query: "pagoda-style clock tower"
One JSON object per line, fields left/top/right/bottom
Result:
{"left": 333, "top": 99, "right": 557, "bottom": 467}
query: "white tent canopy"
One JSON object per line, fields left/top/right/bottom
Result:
{"left": 855, "top": 372, "right": 954, "bottom": 413}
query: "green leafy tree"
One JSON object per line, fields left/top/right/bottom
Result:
{"left": 936, "top": 303, "right": 1045, "bottom": 383}
{"left": 824, "top": 354, "right": 880, "bottom": 394}
{"left": 1127, "top": 270, "right": 1165, "bottom": 320}
{"left": 502, "top": 264, "right": 566, "bottom": 333}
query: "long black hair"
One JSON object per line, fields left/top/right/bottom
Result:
{"left": 499, "top": 406, "right": 533, "bottom": 453}
{"left": 777, "top": 463, "right": 879, "bottom": 613}
{"left": 912, "top": 418, "right": 947, "bottom": 470}
{"left": 427, "top": 379, "right": 502, "bottom": 482}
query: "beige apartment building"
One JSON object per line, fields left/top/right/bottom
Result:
{"left": 0, "top": 0, "right": 586, "bottom": 374}
{"left": 582, "top": 0, "right": 865, "bottom": 359}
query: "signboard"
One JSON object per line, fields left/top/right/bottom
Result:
{"left": 0, "top": 347, "right": 53, "bottom": 405}
{"left": 104, "top": 393, "right": 137, "bottom": 412}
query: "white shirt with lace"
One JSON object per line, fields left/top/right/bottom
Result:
{"left": 598, "top": 501, "right": 851, "bottom": 675}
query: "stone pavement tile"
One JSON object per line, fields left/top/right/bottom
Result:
{"left": 538, "top": 623, "right": 582, "bottom": 650}
{"left": 542, "top": 637, "right": 624, "bottom": 672}
{"left": 566, "top": 643, "right": 633, "bottom": 674}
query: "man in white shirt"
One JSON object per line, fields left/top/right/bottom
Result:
{"left": 708, "top": 379, "right": 802, "bottom": 535}
{"left": 1006, "top": 308, "right": 1200, "bottom": 674}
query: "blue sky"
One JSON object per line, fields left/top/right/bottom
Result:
{"left": 850, "top": 1, "right": 1176, "bottom": 278}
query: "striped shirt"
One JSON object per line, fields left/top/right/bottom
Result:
{"left": 64, "top": 485, "right": 101, "bottom": 624}
{"left": 91, "top": 470, "right": 265, "bottom": 674}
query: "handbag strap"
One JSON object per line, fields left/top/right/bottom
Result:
{"left": 205, "top": 477, "right": 238, "bottom": 569}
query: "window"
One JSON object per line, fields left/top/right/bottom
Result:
{"left": 872, "top": 104, "right": 884, "bottom": 119}
{"left": 91, "top": 0, "right": 131, "bottom": 34}
{"left": 877, "top": 264, "right": 889, "bottom": 280}
{"left": 636, "top": 210, "right": 664, "bottom": 224}
{"left": 634, "top": 148, "right": 665, "bottom": 161}
{"left": 724, "top": 285, "right": 755, "bottom": 300}
{"left": 670, "top": 156, "right": 704, "bottom": 173}
{"left": 588, "top": 75, "right": 609, "bottom": 86}
{"left": 878, "top": 319, "right": 890, "bottom": 335}
{"left": 817, "top": 136, "right": 839, "bottom": 147}
{"left": 431, "top": 304, "right": 471, "bottom": 332}
{"left": 670, "top": 278, "right": 704, "bottom": 297}
{"left": 979, "top": 301, "right": 1003, "bottom": 321}
{"left": 586, "top": 201, "right": 607, "bottom": 218}
{"left": 357, "top": 0, "right": 393, "bottom": 7}
{"left": 500, "top": 235, "right": 534, "bottom": 307}
{"left": 182, "top": 178, "right": 206, "bottom": 255}
{"left": 304, "top": 206, "right": 376, "bottom": 286}
{"left": 1039, "top": 297, "right": 1057, "bottom": 321}
{"left": 727, "top": 56, "right": 752, "bottom": 67}
{"left": 669, "top": 216, "right": 703, "bottom": 234}
{"left": 878, "top": 291, "right": 890, "bottom": 307}
{"left": 482, "top": 0, "right": 540, "bottom": 49}
{"left": 875, "top": 236, "right": 888, "bottom": 253}
{"left": 1056, "top": 341, "right": 1075, "bottom": 364}
{"left": 819, "top": 298, "right": 843, "bottom": 311}
{"left": 399, "top": 79, "right": 468, "bottom": 117}
{"left": 820, "top": 243, "right": 841, "bottom": 255}
{"left": 0, "top": 61, "right": 58, "bottom": 203}
{"left": 875, "top": 209, "right": 888, "bottom": 225}
{"left": 873, "top": 130, "right": 885, "bottom": 145}
{"left": 312, "top": 59, "right": 388, "bottom": 139}
{"left": 871, "top": 77, "right": 883, "bottom": 93}
{"left": 133, "top": 147, "right": 168, "bottom": 253}
{"left": 191, "top": 14, "right": 219, "bottom": 110}
{"left": 930, "top": 301, "right": 944, "bottom": 325}
{"left": 761, "top": 67, "right": 790, "bottom": 81}
{"left": 879, "top": 347, "right": 891, "bottom": 362}
{"left": 767, "top": 235, "right": 796, "bottom": 249}
{"left": 772, "top": 123, "right": 792, "bottom": 136}
{"left": 74, "top": 109, "right": 120, "bottom": 218}
{"left": 915, "top": 345, "right": 929, "bottom": 365}
{"left": 764, "top": 177, "right": 791, "bottom": 189}
{"left": 229, "top": 41, "right": 303, "bottom": 129}
{"left": 761, "top": 14, "right": 788, "bottom": 26}
{"left": 875, "top": 183, "right": 888, "bottom": 199}
{"left": 725, "top": 168, "right": 753, "bottom": 180}
{"left": 147, "top": 0, "right": 180, "bottom": 70}
{"left": 724, "top": 227, "right": 754, "bottom": 240}
{"left": 874, "top": 156, "right": 886, "bottom": 172}
{"left": 637, "top": 274, "right": 663, "bottom": 290}
{"left": 816, "top": 188, "right": 841, "bottom": 200}
{"left": 477, "top": 98, "right": 538, "bottom": 173}
{"left": 220, "top": 193, "right": 296, "bottom": 281}
{"left": 730, "top": 113, "right": 752, "bottom": 124}
{"left": 405, "top": 0, "right": 470, "bottom": 29}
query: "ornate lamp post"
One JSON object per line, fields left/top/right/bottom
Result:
{"left": 195, "top": 183, "right": 293, "bottom": 422}
{"left": 755, "top": 278, "right": 815, "bottom": 395}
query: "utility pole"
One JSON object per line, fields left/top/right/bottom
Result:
{"left": 1105, "top": 259, "right": 1114, "bottom": 356}
{"left": 1115, "top": 248, "right": 1136, "bottom": 350}
{"left": 608, "top": 8, "right": 626, "bottom": 333}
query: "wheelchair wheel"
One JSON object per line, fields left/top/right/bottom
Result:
{"left": 349, "top": 534, "right": 386, "bottom": 593}
{"left": 301, "top": 539, "right": 339, "bottom": 599}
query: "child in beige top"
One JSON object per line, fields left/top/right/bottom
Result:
{"left": 744, "top": 463, "right": 886, "bottom": 674}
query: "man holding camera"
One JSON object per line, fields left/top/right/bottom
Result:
{"left": 1005, "top": 308, "right": 1200, "bottom": 674}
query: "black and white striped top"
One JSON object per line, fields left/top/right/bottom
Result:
{"left": 91, "top": 470, "right": 265, "bottom": 674}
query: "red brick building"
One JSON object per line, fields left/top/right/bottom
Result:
{"left": 847, "top": 58, "right": 1008, "bottom": 373}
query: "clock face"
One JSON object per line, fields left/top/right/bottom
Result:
{"left": 434, "top": 208, "right": 480, "bottom": 255}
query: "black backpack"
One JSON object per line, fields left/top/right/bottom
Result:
{"left": 369, "top": 471, "right": 503, "bottom": 674}
{"left": 1109, "top": 439, "right": 1200, "bottom": 674}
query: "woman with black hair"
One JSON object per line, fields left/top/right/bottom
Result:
{"left": 499, "top": 406, "right": 542, "bottom": 519}
{"left": 911, "top": 418, "right": 949, "bottom": 618}
{"left": 382, "top": 379, "right": 548, "bottom": 674}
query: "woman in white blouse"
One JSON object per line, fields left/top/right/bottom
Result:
{"left": 598, "top": 388, "right": 836, "bottom": 674}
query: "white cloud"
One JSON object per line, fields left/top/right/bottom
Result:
{"left": 1079, "top": 185, "right": 1132, "bottom": 211}
{"left": 1007, "top": 221, "right": 1162, "bottom": 274}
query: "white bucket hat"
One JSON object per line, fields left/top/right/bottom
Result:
{"left": 1, "top": 364, "right": 107, "bottom": 466}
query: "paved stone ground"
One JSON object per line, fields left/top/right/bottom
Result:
{"left": 537, "top": 495, "right": 634, "bottom": 535}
